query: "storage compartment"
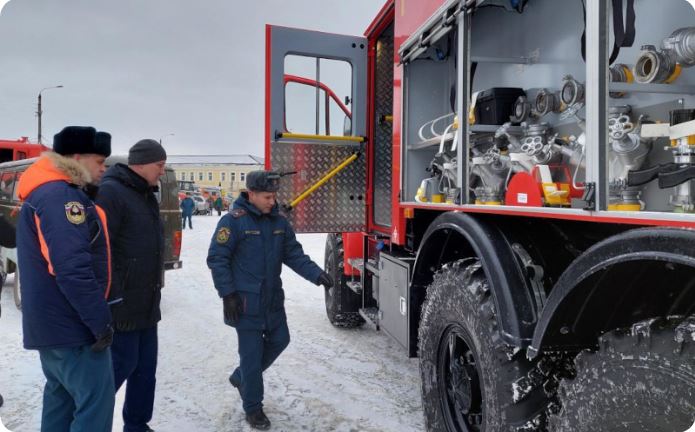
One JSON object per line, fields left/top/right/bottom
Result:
{"left": 474, "top": 87, "right": 525, "bottom": 125}
{"left": 377, "top": 253, "right": 414, "bottom": 353}
{"left": 399, "top": 0, "right": 695, "bottom": 218}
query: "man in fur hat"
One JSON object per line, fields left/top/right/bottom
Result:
{"left": 16, "top": 126, "right": 115, "bottom": 432}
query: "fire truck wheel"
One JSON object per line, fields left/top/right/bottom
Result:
{"left": 549, "top": 316, "right": 695, "bottom": 432}
{"left": 419, "top": 259, "right": 550, "bottom": 432}
{"left": 323, "top": 233, "right": 364, "bottom": 328}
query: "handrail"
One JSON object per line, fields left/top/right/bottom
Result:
{"left": 275, "top": 132, "right": 365, "bottom": 143}
{"left": 284, "top": 152, "right": 361, "bottom": 211}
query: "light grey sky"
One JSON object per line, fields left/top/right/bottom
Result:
{"left": 0, "top": 0, "right": 384, "bottom": 156}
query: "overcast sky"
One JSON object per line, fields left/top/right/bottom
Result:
{"left": 0, "top": 0, "right": 384, "bottom": 157}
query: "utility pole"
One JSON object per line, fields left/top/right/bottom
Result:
{"left": 37, "top": 85, "right": 64, "bottom": 144}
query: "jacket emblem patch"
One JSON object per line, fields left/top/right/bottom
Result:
{"left": 65, "top": 202, "right": 86, "bottom": 225}
{"left": 216, "top": 227, "right": 231, "bottom": 244}
{"left": 231, "top": 209, "right": 246, "bottom": 218}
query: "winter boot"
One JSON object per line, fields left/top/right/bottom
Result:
{"left": 229, "top": 373, "right": 242, "bottom": 393}
{"left": 245, "top": 409, "right": 271, "bottom": 430}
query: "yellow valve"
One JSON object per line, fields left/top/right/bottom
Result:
{"left": 665, "top": 64, "right": 683, "bottom": 84}
{"left": 608, "top": 203, "right": 642, "bottom": 211}
{"left": 542, "top": 183, "right": 571, "bottom": 206}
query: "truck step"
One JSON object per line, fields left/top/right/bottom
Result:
{"left": 359, "top": 307, "right": 379, "bottom": 330}
{"left": 347, "top": 258, "right": 380, "bottom": 276}
{"left": 346, "top": 280, "right": 362, "bottom": 294}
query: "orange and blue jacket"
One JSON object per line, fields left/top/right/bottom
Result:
{"left": 16, "top": 154, "right": 112, "bottom": 350}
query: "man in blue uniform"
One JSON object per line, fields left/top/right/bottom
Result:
{"left": 180, "top": 192, "right": 195, "bottom": 229}
{"left": 207, "top": 170, "right": 333, "bottom": 430}
{"left": 16, "top": 126, "right": 115, "bottom": 432}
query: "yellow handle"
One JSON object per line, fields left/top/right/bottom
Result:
{"left": 277, "top": 133, "right": 365, "bottom": 143}
{"left": 287, "top": 152, "right": 360, "bottom": 210}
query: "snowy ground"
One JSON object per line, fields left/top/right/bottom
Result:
{"left": 0, "top": 215, "right": 424, "bottom": 432}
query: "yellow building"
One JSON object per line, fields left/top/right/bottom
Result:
{"left": 167, "top": 155, "right": 264, "bottom": 198}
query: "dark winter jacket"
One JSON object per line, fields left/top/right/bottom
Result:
{"left": 207, "top": 193, "right": 323, "bottom": 330}
{"left": 180, "top": 197, "right": 195, "bottom": 216}
{"left": 96, "top": 163, "right": 164, "bottom": 332}
{"left": 0, "top": 215, "right": 16, "bottom": 248}
{"left": 16, "top": 153, "right": 111, "bottom": 349}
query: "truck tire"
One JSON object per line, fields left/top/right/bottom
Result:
{"left": 13, "top": 265, "right": 21, "bottom": 310}
{"left": 323, "top": 233, "right": 364, "bottom": 328}
{"left": 419, "top": 259, "right": 551, "bottom": 432}
{"left": 549, "top": 316, "right": 695, "bottom": 432}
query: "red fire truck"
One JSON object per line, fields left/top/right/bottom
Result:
{"left": 265, "top": 1, "right": 695, "bottom": 430}
{"left": 0, "top": 137, "right": 49, "bottom": 163}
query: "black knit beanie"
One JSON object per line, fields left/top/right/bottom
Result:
{"left": 128, "top": 139, "right": 167, "bottom": 165}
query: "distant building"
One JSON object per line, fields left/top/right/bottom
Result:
{"left": 167, "top": 155, "right": 264, "bottom": 197}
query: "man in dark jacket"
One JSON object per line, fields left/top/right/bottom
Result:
{"left": 180, "top": 192, "right": 195, "bottom": 229}
{"left": 207, "top": 170, "right": 333, "bottom": 430}
{"left": 16, "top": 126, "right": 114, "bottom": 431}
{"left": 96, "top": 139, "right": 167, "bottom": 432}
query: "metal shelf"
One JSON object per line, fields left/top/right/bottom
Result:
{"left": 408, "top": 124, "right": 524, "bottom": 151}
{"left": 470, "top": 124, "right": 523, "bottom": 134}
{"left": 471, "top": 56, "right": 532, "bottom": 65}
{"left": 609, "top": 83, "right": 695, "bottom": 96}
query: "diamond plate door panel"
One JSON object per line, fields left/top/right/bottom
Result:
{"left": 373, "top": 23, "right": 395, "bottom": 228}
{"left": 272, "top": 141, "right": 366, "bottom": 233}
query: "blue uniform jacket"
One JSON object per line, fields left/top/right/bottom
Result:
{"left": 16, "top": 153, "right": 111, "bottom": 350}
{"left": 180, "top": 197, "right": 195, "bottom": 216}
{"left": 206, "top": 193, "right": 323, "bottom": 330}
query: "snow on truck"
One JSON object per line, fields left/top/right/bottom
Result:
{"left": 265, "top": 1, "right": 695, "bottom": 431}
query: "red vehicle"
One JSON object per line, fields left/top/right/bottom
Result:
{"left": 0, "top": 137, "right": 49, "bottom": 163}
{"left": 266, "top": 1, "right": 695, "bottom": 430}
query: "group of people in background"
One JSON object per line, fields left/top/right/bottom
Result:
{"left": 15, "top": 126, "right": 167, "bottom": 432}
{"left": 179, "top": 192, "right": 225, "bottom": 230}
{"left": 7, "top": 125, "right": 334, "bottom": 431}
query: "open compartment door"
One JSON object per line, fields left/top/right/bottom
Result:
{"left": 266, "top": 25, "right": 368, "bottom": 233}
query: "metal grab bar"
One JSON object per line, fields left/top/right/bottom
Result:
{"left": 275, "top": 132, "right": 365, "bottom": 143}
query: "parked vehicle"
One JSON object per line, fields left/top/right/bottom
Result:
{"left": 191, "top": 194, "right": 210, "bottom": 215}
{"left": 266, "top": 1, "right": 695, "bottom": 430}
{"left": 0, "top": 155, "right": 182, "bottom": 309}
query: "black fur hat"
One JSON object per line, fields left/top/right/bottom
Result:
{"left": 53, "top": 126, "right": 110, "bottom": 157}
{"left": 95, "top": 131, "right": 112, "bottom": 157}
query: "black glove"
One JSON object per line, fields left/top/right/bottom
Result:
{"left": 91, "top": 325, "right": 114, "bottom": 352}
{"left": 223, "top": 293, "right": 243, "bottom": 324}
{"left": 317, "top": 271, "right": 334, "bottom": 289}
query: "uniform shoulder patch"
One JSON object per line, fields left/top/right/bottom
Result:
{"left": 230, "top": 208, "right": 247, "bottom": 218}
{"left": 216, "top": 227, "right": 231, "bottom": 244}
{"left": 65, "top": 201, "right": 86, "bottom": 225}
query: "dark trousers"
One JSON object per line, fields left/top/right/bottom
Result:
{"left": 39, "top": 345, "right": 115, "bottom": 432}
{"left": 182, "top": 214, "right": 192, "bottom": 229}
{"left": 231, "top": 321, "right": 290, "bottom": 414}
{"left": 111, "top": 326, "right": 158, "bottom": 432}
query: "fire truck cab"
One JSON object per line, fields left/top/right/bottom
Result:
{"left": 265, "top": 1, "right": 695, "bottom": 430}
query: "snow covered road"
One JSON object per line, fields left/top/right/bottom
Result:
{"left": 0, "top": 215, "right": 424, "bottom": 431}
